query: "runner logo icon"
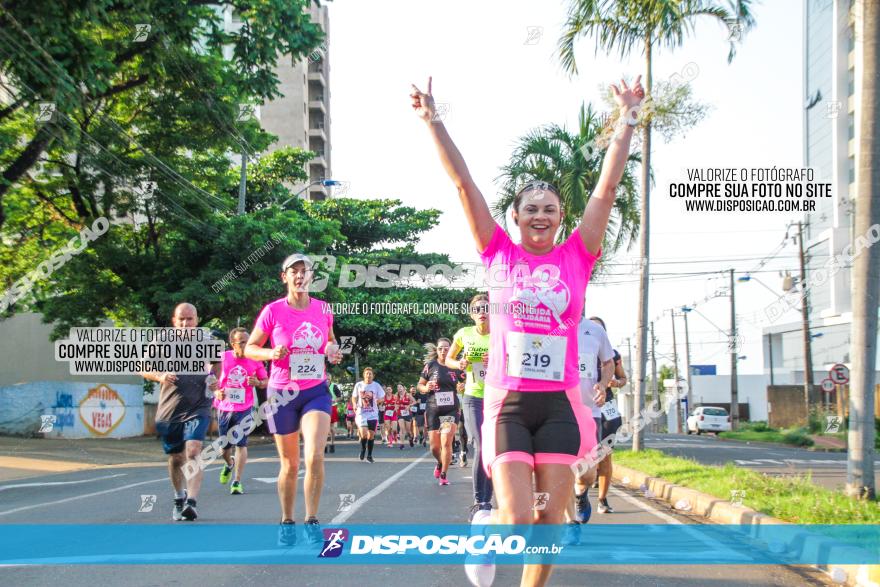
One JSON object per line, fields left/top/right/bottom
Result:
{"left": 318, "top": 528, "right": 349, "bottom": 558}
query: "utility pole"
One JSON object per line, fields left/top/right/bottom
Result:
{"left": 237, "top": 152, "right": 247, "bottom": 215}
{"left": 628, "top": 336, "right": 642, "bottom": 451}
{"left": 626, "top": 336, "right": 633, "bottom": 415}
{"left": 796, "top": 221, "right": 815, "bottom": 421}
{"left": 671, "top": 310, "right": 681, "bottom": 433}
{"left": 847, "top": 0, "right": 878, "bottom": 500}
{"left": 651, "top": 320, "right": 660, "bottom": 431}
{"left": 729, "top": 269, "right": 739, "bottom": 430}
{"left": 683, "top": 309, "right": 693, "bottom": 419}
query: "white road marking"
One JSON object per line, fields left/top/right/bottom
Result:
{"left": 253, "top": 471, "right": 304, "bottom": 484}
{"left": 0, "top": 474, "right": 126, "bottom": 492}
{"left": 330, "top": 452, "right": 430, "bottom": 524}
{"left": 609, "top": 487, "right": 750, "bottom": 561}
{"left": 609, "top": 487, "right": 680, "bottom": 525}
{"left": 0, "top": 466, "right": 221, "bottom": 517}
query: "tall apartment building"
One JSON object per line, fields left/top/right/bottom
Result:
{"left": 258, "top": 3, "right": 332, "bottom": 201}
{"left": 762, "top": 0, "right": 878, "bottom": 382}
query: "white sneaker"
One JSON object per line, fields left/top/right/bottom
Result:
{"left": 464, "top": 509, "right": 496, "bottom": 587}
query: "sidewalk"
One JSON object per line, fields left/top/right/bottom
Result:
{"left": 810, "top": 434, "right": 847, "bottom": 450}
{"left": 0, "top": 434, "right": 275, "bottom": 483}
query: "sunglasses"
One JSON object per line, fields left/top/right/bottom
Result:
{"left": 518, "top": 180, "right": 559, "bottom": 195}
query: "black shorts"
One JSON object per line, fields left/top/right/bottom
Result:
{"left": 482, "top": 387, "right": 594, "bottom": 473}
{"left": 596, "top": 415, "right": 622, "bottom": 445}
{"left": 425, "top": 396, "right": 461, "bottom": 432}
{"left": 359, "top": 419, "right": 378, "bottom": 432}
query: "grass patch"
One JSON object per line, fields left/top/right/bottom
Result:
{"left": 614, "top": 449, "right": 880, "bottom": 524}
{"left": 718, "top": 421, "right": 814, "bottom": 447}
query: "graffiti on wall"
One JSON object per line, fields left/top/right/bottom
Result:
{"left": 78, "top": 384, "right": 126, "bottom": 436}
{"left": 51, "top": 391, "right": 75, "bottom": 430}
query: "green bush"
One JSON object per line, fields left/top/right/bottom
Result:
{"left": 750, "top": 421, "right": 771, "bottom": 432}
{"left": 782, "top": 427, "right": 814, "bottom": 447}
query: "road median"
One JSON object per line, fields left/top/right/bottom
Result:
{"left": 611, "top": 450, "right": 880, "bottom": 587}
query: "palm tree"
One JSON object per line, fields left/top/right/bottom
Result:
{"left": 847, "top": 0, "right": 878, "bottom": 501}
{"left": 557, "top": 0, "right": 756, "bottom": 450}
{"left": 494, "top": 103, "right": 642, "bottom": 265}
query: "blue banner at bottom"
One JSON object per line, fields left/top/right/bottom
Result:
{"left": 0, "top": 524, "right": 878, "bottom": 565}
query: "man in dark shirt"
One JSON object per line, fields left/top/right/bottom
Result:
{"left": 142, "top": 302, "right": 221, "bottom": 521}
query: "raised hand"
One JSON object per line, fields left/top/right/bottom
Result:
{"left": 410, "top": 77, "right": 436, "bottom": 122}
{"left": 611, "top": 74, "right": 645, "bottom": 110}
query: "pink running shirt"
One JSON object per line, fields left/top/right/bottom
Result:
{"left": 254, "top": 296, "right": 333, "bottom": 391}
{"left": 479, "top": 223, "right": 600, "bottom": 391}
{"left": 214, "top": 350, "right": 267, "bottom": 413}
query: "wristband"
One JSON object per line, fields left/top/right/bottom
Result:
{"left": 621, "top": 107, "right": 639, "bottom": 126}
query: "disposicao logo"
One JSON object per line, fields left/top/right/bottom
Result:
{"left": 349, "top": 534, "right": 527, "bottom": 555}
{"left": 318, "top": 528, "right": 348, "bottom": 558}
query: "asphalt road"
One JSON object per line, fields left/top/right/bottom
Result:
{"left": 640, "top": 432, "right": 880, "bottom": 491}
{"left": 0, "top": 434, "right": 836, "bottom": 587}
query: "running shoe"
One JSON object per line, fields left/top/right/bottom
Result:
{"left": 451, "top": 453, "right": 459, "bottom": 466}
{"left": 597, "top": 498, "right": 614, "bottom": 514}
{"left": 219, "top": 459, "right": 233, "bottom": 485}
{"left": 329, "top": 445, "right": 335, "bottom": 454}
{"left": 230, "top": 481, "right": 244, "bottom": 495}
{"left": 305, "top": 519, "right": 323, "bottom": 544}
{"left": 460, "top": 452, "right": 468, "bottom": 468}
{"left": 439, "top": 473, "right": 449, "bottom": 486}
{"left": 434, "top": 463, "right": 442, "bottom": 479}
{"left": 575, "top": 491, "right": 592, "bottom": 523}
{"left": 359, "top": 448, "right": 366, "bottom": 461}
{"left": 561, "top": 521, "right": 581, "bottom": 546}
{"left": 467, "top": 502, "right": 493, "bottom": 523}
{"left": 366, "top": 455, "right": 375, "bottom": 463}
{"left": 278, "top": 520, "right": 296, "bottom": 547}
{"left": 464, "top": 508, "right": 496, "bottom": 587}
{"left": 409, "top": 437, "right": 414, "bottom": 447}
{"left": 181, "top": 498, "right": 198, "bottom": 521}
{"left": 399, "top": 443, "right": 404, "bottom": 450}
{"left": 172, "top": 497, "right": 186, "bottom": 521}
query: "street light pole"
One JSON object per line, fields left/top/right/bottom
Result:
{"left": 682, "top": 308, "right": 693, "bottom": 419}
{"left": 729, "top": 269, "right": 739, "bottom": 430}
{"left": 670, "top": 309, "right": 681, "bottom": 434}
{"left": 237, "top": 152, "right": 247, "bottom": 215}
{"left": 278, "top": 179, "right": 340, "bottom": 208}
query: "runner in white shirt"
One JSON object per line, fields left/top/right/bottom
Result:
{"left": 352, "top": 367, "right": 385, "bottom": 463}
{"left": 590, "top": 316, "right": 628, "bottom": 514}
{"left": 562, "top": 316, "right": 614, "bottom": 545}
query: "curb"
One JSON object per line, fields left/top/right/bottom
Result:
{"left": 711, "top": 434, "right": 846, "bottom": 452}
{"left": 612, "top": 463, "right": 878, "bottom": 587}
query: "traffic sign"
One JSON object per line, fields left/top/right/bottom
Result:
{"left": 820, "top": 378, "right": 835, "bottom": 393}
{"left": 829, "top": 363, "right": 850, "bottom": 385}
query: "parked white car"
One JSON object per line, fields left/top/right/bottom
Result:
{"left": 686, "top": 406, "right": 731, "bottom": 434}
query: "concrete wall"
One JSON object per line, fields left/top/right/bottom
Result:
{"left": 688, "top": 374, "right": 770, "bottom": 422}
{"left": 0, "top": 313, "right": 145, "bottom": 437}
{"left": 0, "top": 312, "right": 142, "bottom": 387}
{"left": 0, "top": 381, "right": 143, "bottom": 438}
